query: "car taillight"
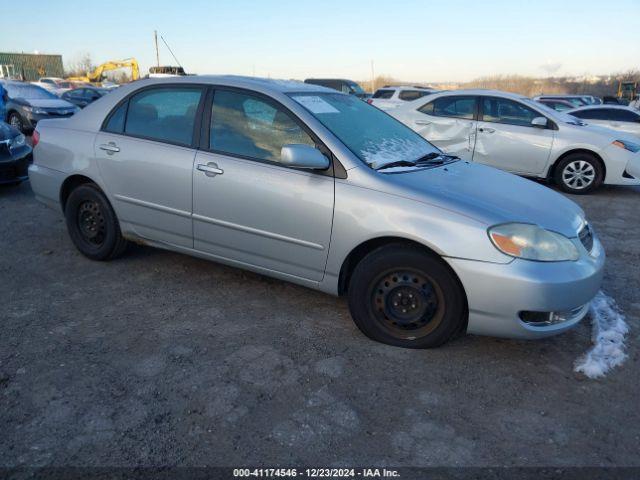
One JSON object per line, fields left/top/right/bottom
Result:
{"left": 367, "top": 99, "right": 373, "bottom": 104}
{"left": 32, "top": 130, "right": 40, "bottom": 147}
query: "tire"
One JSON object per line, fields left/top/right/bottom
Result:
{"left": 8, "top": 112, "right": 26, "bottom": 133}
{"left": 64, "top": 183, "right": 128, "bottom": 261}
{"left": 553, "top": 153, "right": 603, "bottom": 194}
{"left": 347, "top": 244, "right": 467, "bottom": 348}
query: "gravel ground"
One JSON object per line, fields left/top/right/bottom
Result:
{"left": 1, "top": 180, "right": 639, "bottom": 469}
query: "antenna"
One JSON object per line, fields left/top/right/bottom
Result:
{"left": 154, "top": 30, "right": 160, "bottom": 67}
{"left": 160, "top": 35, "right": 183, "bottom": 69}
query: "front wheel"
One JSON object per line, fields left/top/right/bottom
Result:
{"left": 64, "top": 184, "right": 128, "bottom": 261}
{"left": 347, "top": 244, "right": 467, "bottom": 348}
{"left": 554, "top": 153, "right": 603, "bottom": 194}
{"left": 8, "top": 112, "right": 25, "bottom": 133}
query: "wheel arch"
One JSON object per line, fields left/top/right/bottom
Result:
{"left": 59, "top": 174, "right": 100, "bottom": 212}
{"left": 338, "top": 236, "right": 464, "bottom": 295}
{"left": 337, "top": 236, "right": 469, "bottom": 336}
{"left": 548, "top": 149, "right": 607, "bottom": 182}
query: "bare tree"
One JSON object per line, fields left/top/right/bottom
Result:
{"left": 65, "top": 52, "right": 95, "bottom": 77}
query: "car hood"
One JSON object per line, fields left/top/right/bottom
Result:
{"left": 383, "top": 161, "right": 585, "bottom": 237}
{"left": 22, "top": 98, "right": 76, "bottom": 109}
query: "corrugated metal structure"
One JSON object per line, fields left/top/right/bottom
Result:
{"left": 0, "top": 52, "right": 64, "bottom": 81}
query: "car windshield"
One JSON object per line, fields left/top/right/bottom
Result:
{"left": 289, "top": 92, "right": 439, "bottom": 169}
{"left": 57, "top": 81, "right": 71, "bottom": 88}
{"left": 4, "top": 83, "right": 58, "bottom": 100}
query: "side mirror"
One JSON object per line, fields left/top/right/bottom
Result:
{"left": 280, "top": 144, "right": 329, "bottom": 170}
{"left": 531, "top": 116, "right": 548, "bottom": 128}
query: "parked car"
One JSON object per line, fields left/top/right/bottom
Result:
{"left": 368, "top": 85, "right": 437, "bottom": 110}
{"left": 29, "top": 76, "right": 606, "bottom": 348}
{"left": 533, "top": 95, "right": 589, "bottom": 108}
{"left": 0, "top": 121, "right": 32, "bottom": 185}
{"left": 61, "top": 86, "right": 110, "bottom": 108}
{"left": 1, "top": 81, "right": 79, "bottom": 133}
{"left": 602, "top": 96, "right": 623, "bottom": 105}
{"left": 535, "top": 98, "right": 575, "bottom": 112}
{"left": 565, "top": 105, "right": 640, "bottom": 137}
{"left": 390, "top": 89, "right": 640, "bottom": 193}
{"left": 303, "top": 79, "right": 367, "bottom": 99}
{"left": 31, "top": 77, "right": 73, "bottom": 96}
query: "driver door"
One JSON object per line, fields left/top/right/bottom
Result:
{"left": 192, "top": 89, "right": 335, "bottom": 282}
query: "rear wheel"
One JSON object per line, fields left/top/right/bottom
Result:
{"left": 554, "top": 153, "right": 603, "bottom": 194}
{"left": 64, "top": 184, "right": 128, "bottom": 260}
{"left": 347, "top": 244, "right": 467, "bottom": 348}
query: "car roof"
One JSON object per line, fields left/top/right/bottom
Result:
{"left": 128, "top": 75, "right": 336, "bottom": 94}
{"left": 377, "top": 85, "right": 436, "bottom": 91}
{"left": 566, "top": 104, "right": 637, "bottom": 113}
{"left": 425, "top": 89, "right": 526, "bottom": 100}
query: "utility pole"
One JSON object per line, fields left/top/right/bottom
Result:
{"left": 154, "top": 30, "right": 160, "bottom": 67}
{"left": 370, "top": 60, "right": 375, "bottom": 93}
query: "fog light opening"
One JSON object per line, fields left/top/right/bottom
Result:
{"left": 519, "top": 305, "right": 587, "bottom": 326}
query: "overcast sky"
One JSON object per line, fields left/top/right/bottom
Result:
{"left": 2, "top": 0, "right": 639, "bottom": 82}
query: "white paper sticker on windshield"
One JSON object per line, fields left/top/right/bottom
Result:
{"left": 293, "top": 95, "right": 339, "bottom": 114}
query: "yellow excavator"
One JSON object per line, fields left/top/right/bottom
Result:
{"left": 67, "top": 58, "right": 140, "bottom": 84}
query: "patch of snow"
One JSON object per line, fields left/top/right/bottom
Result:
{"left": 360, "top": 137, "right": 432, "bottom": 169}
{"left": 574, "top": 291, "right": 629, "bottom": 379}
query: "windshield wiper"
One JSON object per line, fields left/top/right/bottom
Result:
{"left": 413, "top": 152, "right": 443, "bottom": 163}
{"left": 376, "top": 160, "right": 418, "bottom": 171}
{"left": 376, "top": 153, "right": 457, "bottom": 171}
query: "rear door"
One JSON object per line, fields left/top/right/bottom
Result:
{"left": 192, "top": 88, "right": 334, "bottom": 282}
{"left": 95, "top": 85, "right": 205, "bottom": 247}
{"left": 473, "top": 96, "right": 554, "bottom": 175}
{"left": 409, "top": 95, "right": 478, "bottom": 161}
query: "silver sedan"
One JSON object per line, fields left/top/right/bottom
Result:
{"left": 28, "top": 76, "right": 604, "bottom": 348}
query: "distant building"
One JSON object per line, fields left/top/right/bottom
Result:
{"left": 0, "top": 52, "right": 64, "bottom": 81}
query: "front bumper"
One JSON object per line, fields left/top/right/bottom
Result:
{"left": 447, "top": 235, "right": 605, "bottom": 339}
{"left": 0, "top": 145, "right": 32, "bottom": 184}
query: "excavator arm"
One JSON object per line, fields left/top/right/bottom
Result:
{"left": 67, "top": 58, "right": 140, "bottom": 84}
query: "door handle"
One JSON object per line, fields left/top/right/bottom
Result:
{"left": 197, "top": 162, "right": 224, "bottom": 177}
{"left": 99, "top": 143, "right": 120, "bottom": 154}
{"left": 479, "top": 127, "right": 495, "bottom": 134}
{"left": 414, "top": 119, "right": 431, "bottom": 125}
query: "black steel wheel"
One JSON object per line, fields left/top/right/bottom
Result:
{"left": 370, "top": 269, "right": 444, "bottom": 339}
{"left": 64, "top": 183, "right": 128, "bottom": 260}
{"left": 348, "top": 243, "right": 467, "bottom": 348}
{"left": 77, "top": 200, "right": 107, "bottom": 247}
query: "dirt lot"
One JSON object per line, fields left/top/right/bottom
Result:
{"left": 1, "top": 180, "right": 639, "bottom": 469}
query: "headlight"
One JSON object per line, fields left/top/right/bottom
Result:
{"left": 24, "top": 106, "right": 48, "bottom": 115}
{"left": 612, "top": 140, "right": 640, "bottom": 153}
{"left": 488, "top": 223, "right": 579, "bottom": 262}
{"left": 9, "top": 133, "right": 26, "bottom": 149}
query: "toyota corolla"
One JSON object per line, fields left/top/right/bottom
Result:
{"left": 28, "top": 76, "right": 604, "bottom": 348}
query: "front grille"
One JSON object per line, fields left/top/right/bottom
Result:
{"left": 578, "top": 223, "right": 594, "bottom": 253}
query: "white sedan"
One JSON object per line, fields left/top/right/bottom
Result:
{"left": 390, "top": 89, "right": 640, "bottom": 194}
{"left": 565, "top": 105, "right": 640, "bottom": 138}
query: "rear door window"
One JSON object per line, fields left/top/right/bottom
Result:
{"left": 424, "top": 96, "right": 477, "bottom": 120}
{"left": 124, "top": 87, "right": 203, "bottom": 145}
